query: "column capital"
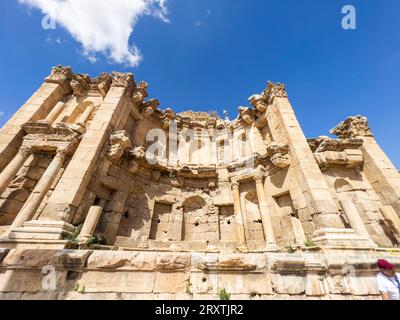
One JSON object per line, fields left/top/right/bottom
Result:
{"left": 232, "top": 181, "right": 240, "bottom": 190}
{"left": 254, "top": 172, "right": 265, "bottom": 184}
{"left": 111, "top": 72, "right": 135, "bottom": 88}
{"left": 262, "top": 81, "right": 288, "bottom": 104}
{"left": 18, "top": 146, "right": 33, "bottom": 158}
{"left": 330, "top": 115, "right": 373, "bottom": 139}
{"left": 56, "top": 140, "right": 79, "bottom": 160}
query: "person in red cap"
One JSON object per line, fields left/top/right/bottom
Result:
{"left": 376, "top": 259, "right": 400, "bottom": 300}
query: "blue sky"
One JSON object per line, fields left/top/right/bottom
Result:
{"left": 0, "top": 0, "right": 399, "bottom": 168}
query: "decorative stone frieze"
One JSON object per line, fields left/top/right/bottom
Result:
{"left": 330, "top": 115, "right": 373, "bottom": 139}
{"left": 262, "top": 81, "right": 288, "bottom": 104}
{"left": 266, "top": 143, "right": 291, "bottom": 168}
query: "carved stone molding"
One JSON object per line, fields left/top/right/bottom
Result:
{"left": 248, "top": 94, "right": 268, "bottom": 113}
{"left": 111, "top": 72, "right": 134, "bottom": 89}
{"left": 94, "top": 73, "right": 113, "bottom": 97}
{"left": 330, "top": 115, "right": 373, "bottom": 139}
{"left": 142, "top": 99, "right": 160, "bottom": 118}
{"left": 45, "top": 65, "right": 73, "bottom": 84}
{"left": 262, "top": 81, "right": 288, "bottom": 104}
{"left": 132, "top": 81, "right": 149, "bottom": 106}
{"left": 70, "top": 74, "right": 90, "bottom": 97}
{"left": 161, "top": 109, "right": 177, "bottom": 129}
{"left": 107, "top": 130, "right": 133, "bottom": 162}
{"left": 238, "top": 107, "right": 255, "bottom": 125}
{"left": 267, "top": 143, "right": 291, "bottom": 168}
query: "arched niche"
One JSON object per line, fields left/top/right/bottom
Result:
{"left": 181, "top": 195, "right": 210, "bottom": 241}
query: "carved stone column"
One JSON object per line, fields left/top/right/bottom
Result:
{"left": 232, "top": 181, "right": 247, "bottom": 248}
{"left": 76, "top": 105, "right": 95, "bottom": 126}
{"left": 10, "top": 150, "right": 67, "bottom": 230}
{"left": 339, "top": 198, "right": 372, "bottom": 240}
{"left": 78, "top": 200, "right": 107, "bottom": 241}
{"left": 45, "top": 101, "right": 66, "bottom": 123}
{"left": 0, "top": 147, "right": 31, "bottom": 195}
{"left": 254, "top": 171, "right": 278, "bottom": 249}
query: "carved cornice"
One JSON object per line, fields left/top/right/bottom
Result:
{"left": 238, "top": 107, "right": 255, "bottom": 125}
{"left": 267, "top": 143, "right": 291, "bottom": 169}
{"left": 142, "top": 99, "right": 160, "bottom": 118}
{"left": 111, "top": 72, "right": 135, "bottom": 89}
{"left": 330, "top": 115, "right": 373, "bottom": 139}
{"left": 132, "top": 81, "right": 149, "bottom": 106}
{"left": 248, "top": 94, "right": 268, "bottom": 113}
{"left": 106, "top": 130, "right": 133, "bottom": 162}
{"left": 70, "top": 74, "right": 90, "bottom": 97}
{"left": 45, "top": 65, "right": 73, "bottom": 93}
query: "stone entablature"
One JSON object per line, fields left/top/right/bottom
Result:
{"left": 0, "top": 66, "right": 399, "bottom": 300}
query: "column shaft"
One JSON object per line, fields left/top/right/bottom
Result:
{"left": 11, "top": 152, "right": 65, "bottom": 229}
{"left": 254, "top": 178, "right": 277, "bottom": 247}
{"left": 232, "top": 183, "right": 246, "bottom": 245}
{"left": 0, "top": 149, "right": 31, "bottom": 195}
{"left": 78, "top": 205, "right": 104, "bottom": 240}
{"left": 77, "top": 106, "right": 94, "bottom": 126}
{"left": 46, "top": 101, "right": 66, "bottom": 123}
{"left": 339, "top": 199, "right": 371, "bottom": 239}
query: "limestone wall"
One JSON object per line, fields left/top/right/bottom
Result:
{"left": 0, "top": 248, "right": 398, "bottom": 300}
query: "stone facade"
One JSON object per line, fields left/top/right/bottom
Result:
{"left": 0, "top": 66, "right": 399, "bottom": 300}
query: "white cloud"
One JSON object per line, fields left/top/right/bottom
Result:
{"left": 19, "top": 0, "right": 169, "bottom": 67}
{"left": 194, "top": 8, "right": 211, "bottom": 27}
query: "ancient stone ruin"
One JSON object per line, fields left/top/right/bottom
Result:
{"left": 0, "top": 66, "right": 399, "bottom": 299}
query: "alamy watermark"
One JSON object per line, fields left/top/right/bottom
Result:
{"left": 342, "top": 5, "right": 356, "bottom": 30}
{"left": 143, "top": 120, "right": 255, "bottom": 174}
{"left": 42, "top": 14, "right": 56, "bottom": 30}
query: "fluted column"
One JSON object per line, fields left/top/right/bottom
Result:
{"left": 11, "top": 150, "right": 67, "bottom": 229}
{"left": 232, "top": 182, "right": 247, "bottom": 247}
{"left": 78, "top": 200, "right": 107, "bottom": 241}
{"left": 45, "top": 101, "right": 66, "bottom": 123}
{"left": 0, "top": 147, "right": 31, "bottom": 195}
{"left": 339, "top": 198, "right": 371, "bottom": 240}
{"left": 254, "top": 171, "right": 277, "bottom": 248}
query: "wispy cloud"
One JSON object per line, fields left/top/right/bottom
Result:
{"left": 194, "top": 8, "right": 211, "bottom": 27}
{"left": 18, "top": 0, "right": 169, "bottom": 67}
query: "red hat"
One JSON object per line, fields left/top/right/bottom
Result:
{"left": 377, "top": 259, "right": 395, "bottom": 270}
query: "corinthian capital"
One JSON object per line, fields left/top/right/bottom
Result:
{"left": 19, "top": 146, "right": 32, "bottom": 157}
{"left": 111, "top": 72, "right": 134, "bottom": 88}
{"left": 262, "top": 81, "right": 288, "bottom": 104}
{"left": 330, "top": 115, "right": 373, "bottom": 139}
{"left": 232, "top": 181, "right": 240, "bottom": 191}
